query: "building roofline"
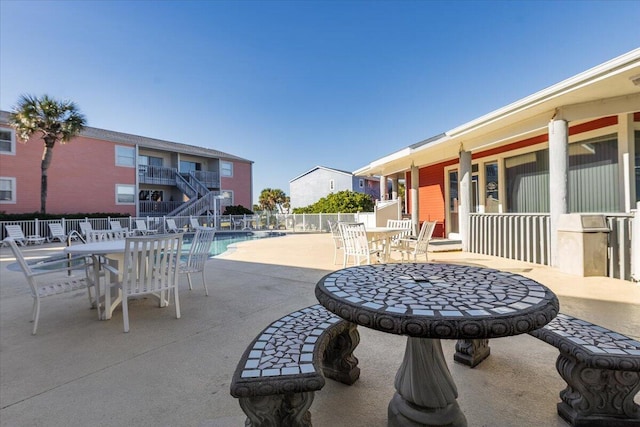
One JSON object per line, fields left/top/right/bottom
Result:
{"left": 0, "top": 110, "right": 253, "bottom": 163}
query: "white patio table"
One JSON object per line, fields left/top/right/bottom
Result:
{"left": 65, "top": 240, "right": 126, "bottom": 320}
{"left": 364, "top": 227, "right": 408, "bottom": 261}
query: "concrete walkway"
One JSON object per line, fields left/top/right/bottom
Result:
{"left": 1, "top": 234, "right": 638, "bottom": 427}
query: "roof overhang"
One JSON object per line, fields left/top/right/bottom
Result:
{"left": 355, "top": 48, "right": 640, "bottom": 177}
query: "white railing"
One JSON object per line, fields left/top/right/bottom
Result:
{"left": 469, "top": 212, "right": 635, "bottom": 281}
{"left": 469, "top": 213, "right": 551, "bottom": 266}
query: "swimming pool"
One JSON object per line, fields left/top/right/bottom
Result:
{"left": 181, "top": 231, "right": 284, "bottom": 257}
{"left": 9, "top": 231, "right": 284, "bottom": 272}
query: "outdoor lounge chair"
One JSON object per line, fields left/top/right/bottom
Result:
{"left": 134, "top": 220, "right": 158, "bottom": 236}
{"left": 328, "top": 220, "right": 344, "bottom": 264}
{"left": 7, "top": 239, "right": 95, "bottom": 334}
{"left": 48, "top": 223, "right": 77, "bottom": 243}
{"left": 109, "top": 220, "right": 132, "bottom": 236}
{"left": 5, "top": 225, "right": 45, "bottom": 246}
{"left": 189, "top": 218, "right": 209, "bottom": 231}
{"left": 166, "top": 219, "right": 185, "bottom": 233}
{"left": 79, "top": 222, "right": 93, "bottom": 238}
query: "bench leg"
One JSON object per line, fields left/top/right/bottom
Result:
{"left": 239, "top": 391, "right": 314, "bottom": 427}
{"left": 322, "top": 323, "right": 361, "bottom": 385}
{"left": 454, "top": 339, "right": 491, "bottom": 368}
{"left": 556, "top": 352, "right": 640, "bottom": 426}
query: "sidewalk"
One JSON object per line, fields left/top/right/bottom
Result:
{"left": 1, "top": 234, "right": 638, "bottom": 427}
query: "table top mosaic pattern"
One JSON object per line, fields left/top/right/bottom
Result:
{"left": 315, "top": 263, "right": 559, "bottom": 339}
{"left": 529, "top": 313, "right": 640, "bottom": 371}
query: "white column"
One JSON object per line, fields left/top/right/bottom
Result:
{"left": 380, "top": 176, "right": 388, "bottom": 200}
{"left": 618, "top": 113, "right": 634, "bottom": 212}
{"left": 549, "top": 119, "right": 569, "bottom": 267}
{"left": 411, "top": 164, "right": 419, "bottom": 235}
{"left": 459, "top": 150, "right": 472, "bottom": 251}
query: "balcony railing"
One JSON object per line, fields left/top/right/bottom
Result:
{"left": 193, "top": 170, "right": 219, "bottom": 188}
{"left": 138, "top": 165, "right": 177, "bottom": 185}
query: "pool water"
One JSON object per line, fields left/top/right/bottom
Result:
{"left": 182, "top": 231, "right": 284, "bottom": 257}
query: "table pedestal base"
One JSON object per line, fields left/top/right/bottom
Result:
{"left": 389, "top": 393, "right": 466, "bottom": 427}
{"left": 389, "top": 337, "right": 467, "bottom": 427}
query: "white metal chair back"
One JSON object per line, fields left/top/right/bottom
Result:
{"left": 6, "top": 239, "right": 93, "bottom": 334}
{"left": 339, "top": 222, "right": 380, "bottom": 267}
{"left": 180, "top": 228, "right": 216, "bottom": 295}
{"left": 328, "top": 220, "right": 344, "bottom": 264}
{"left": 387, "top": 219, "right": 414, "bottom": 243}
{"left": 397, "top": 221, "right": 437, "bottom": 262}
{"left": 119, "top": 234, "right": 183, "bottom": 332}
{"left": 5, "top": 225, "right": 27, "bottom": 246}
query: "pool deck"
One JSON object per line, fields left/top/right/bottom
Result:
{"left": 1, "top": 233, "right": 639, "bottom": 427}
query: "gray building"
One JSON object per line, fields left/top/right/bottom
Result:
{"left": 289, "top": 166, "right": 380, "bottom": 208}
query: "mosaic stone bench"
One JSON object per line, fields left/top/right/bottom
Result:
{"left": 528, "top": 313, "right": 640, "bottom": 427}
{"left": 230, "top": 304, "right": 360, "bottom": 427}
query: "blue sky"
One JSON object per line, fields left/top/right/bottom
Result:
{"left": 1, "top": 1, "right": 639, "bottom": 206}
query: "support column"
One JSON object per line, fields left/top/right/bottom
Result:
{"left": 459, "top": 150, "right": 472, "bottom": 251}
{"left": 411, "top": 164, "right": 419, "bottom": 236}
{"left": 549, "top": 119, "right": 569, "bottom": 267}
{"left": 380, "top": 176, "right": 388, "bottom": 201}
{"left": 391, "top": 176, "right": 399, "bottom": 200}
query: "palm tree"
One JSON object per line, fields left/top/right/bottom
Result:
{"left": 258, "top": 188, "right": 290, "bottom": 213}
{"left": 10, "top": 95, "right": 86, "bottom": 214}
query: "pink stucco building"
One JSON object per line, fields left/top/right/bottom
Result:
{"left": 0, "top": 111, "right": 253, "bottom": 216}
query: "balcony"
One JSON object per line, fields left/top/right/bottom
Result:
{"left": 138, "top": 165, "right": 177, "bottom": 185}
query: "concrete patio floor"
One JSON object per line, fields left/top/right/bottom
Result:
{"left": 1, "top": 233, "right": 638, "bottom": 427}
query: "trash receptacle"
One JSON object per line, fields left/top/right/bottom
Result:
{"left": 556, "top": 214, "right": 609, "bottom": 277}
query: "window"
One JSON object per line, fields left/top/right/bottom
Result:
{"left": 505, "top": 149, "right": 549, "bottom": 213}
{"left": 180, "top": 160, "right": 201, "bottom": 173}
{"left": 115, "top": 146, "right": 135, "bottom": 167}
{"left": 139, "top": 155, "right": 163, "bottom": 167}
{"left": 0, "top": 177, "right": 16, "bottom": 203}
{"left": 448, "top": 170, "right": 458, "bottom": 234}
{"left": 358, "top": 179, "right": 364, "bottom": 189}
{"left": 139, "top": 190, "right": 163, "bottom": 201}
{"left": 116, "top": 184, "right": 135, "bottom": 204}
{"left": 485, "top": 162, "right": 499, "bottom": 213}
{"left": 0, "top": 128, "right": 15, "bottom": 155}
{"left": 221, "top": 161, "right": 233, "bottom": 177}
{"left": 329, "top": 179, "right": 335, "bottom": 191}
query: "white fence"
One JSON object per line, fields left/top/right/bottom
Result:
{"left": 469, "top": 212, "right": 635, "bottom": 281}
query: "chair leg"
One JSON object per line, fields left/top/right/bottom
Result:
{"left": 174, "top": 286, "right": 181, "bottom": 319}
{"left": 201, "top": 271, "right": 208, "bottom": 296}
{"left": 122, "top": 296, "right": 130, "bottom": 333}
{"left": 31, "top": 298, "right": 40, "bottom": 335}
{"left": 187, "top": 273, "right": 194, "bottom": 291}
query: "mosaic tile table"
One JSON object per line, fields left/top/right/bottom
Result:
{"left": 315, "top": 262, "right": 560, "bottom": 427}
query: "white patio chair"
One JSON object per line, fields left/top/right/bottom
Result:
{"left": 5, "top": 224, "right": 45, "bottom": 245}
{"left": 179, "top": 228, "right": 215, "bottom": 296}
{"left": 48, "top": 223, "right": 77, "bottom": 243}
{"left": 328, "top": 220, "right": 344, "bottom": 264}
{"left": 6, "top": 239, "right": 95, "bottom": 334}
{"left": 134, "top": 219, "right": 158, "bottom": 236}
{"left": 189, "top": 218, "right": 208, "bottom": 231}
{"left": 103, "top": 234, "right": 183, "bottom": 333}
{"left": 392, "top": 221, "right": 437, "bottom": 263}
{"left": 166, "top": 219, "right": 185, "bottom": 233}
{"left": 79, "top": 222, "right": 93, "bottom": 238}
{"left": 339, "top": 222, "right": 382, "bottom": 267}
{"left": 109, "top": 220, "right": 132, "bottom": 236}
{"left": 86, "top": 230, "right": 126, "bottom": 242}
